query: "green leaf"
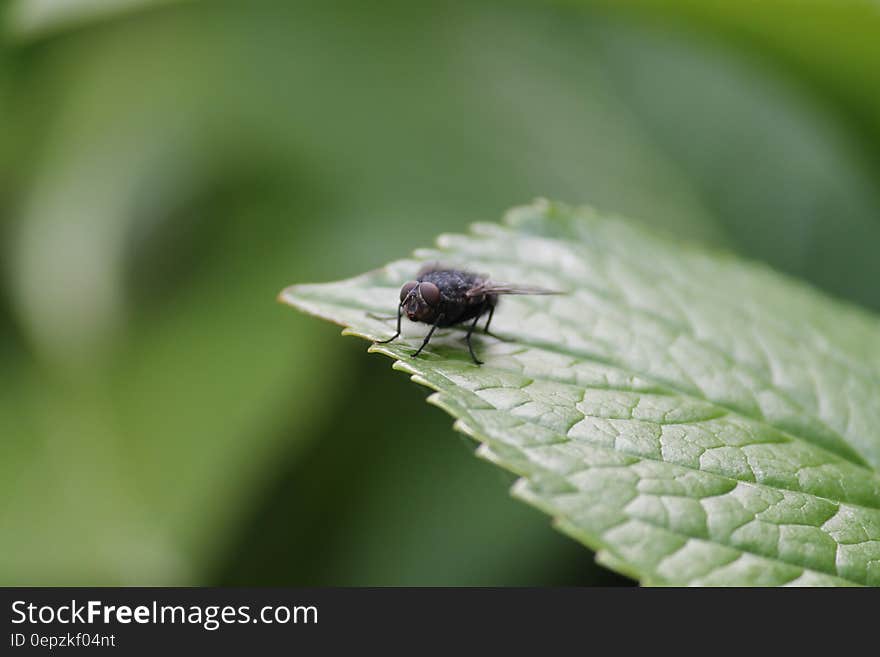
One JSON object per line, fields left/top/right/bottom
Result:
{"left": 280, "top": 200, "right": 880, "bottom": 587}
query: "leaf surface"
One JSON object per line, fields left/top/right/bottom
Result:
{"left": 281, "top": 200, "right": 880, "bottom": 586}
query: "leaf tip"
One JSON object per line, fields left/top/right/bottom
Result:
{"left": 276, "top": 285, "right": 298, "bottom": 307}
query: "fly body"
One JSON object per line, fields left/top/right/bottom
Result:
{"left": 376, "top": 263, "right": 560, "bottom": 365}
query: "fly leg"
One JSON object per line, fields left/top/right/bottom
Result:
{"left": 412, "top": 313, "right": 444, "bottom": 358}
{"left": 482, "top": 303, "right": 508, "bottom": 342}
{"left": 375, "top": 302, "right": 404, "bottom": 344}
{"left": 465, "top": 309, "right": 485, "bottom": 365}
{"left": 483, "top": 304, "right": 495, "bottom": 333}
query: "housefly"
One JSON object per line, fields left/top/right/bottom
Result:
{"left": 375, "top": 263, "right": 560, "bottom": 364}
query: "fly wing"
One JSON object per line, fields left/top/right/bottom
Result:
{"left": 465, "top": 280, "right": 563, "bottom": 297}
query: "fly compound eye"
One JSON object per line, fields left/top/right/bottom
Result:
{"left": 400, "top": 280, "right": 418, "bottom": 302}
{"left": 419, "top": 281, "right": 441, "bottom": 306}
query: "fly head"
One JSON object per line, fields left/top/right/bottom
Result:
{"left": 399, "top": 280, "right": 442, "bottom": 323}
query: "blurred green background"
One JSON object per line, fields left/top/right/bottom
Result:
{"left": 2, "top": 0, "right": 880, "bottom": 585}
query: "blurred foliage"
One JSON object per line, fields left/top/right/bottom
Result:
{"left": 5, "top": 0, "right": 190, "bottom": 41}
{"left": 585, "top": 0, "right": 880, "bottom": 166}
{"left": 1, "top": 0, "right": 879, "bottom": 585}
